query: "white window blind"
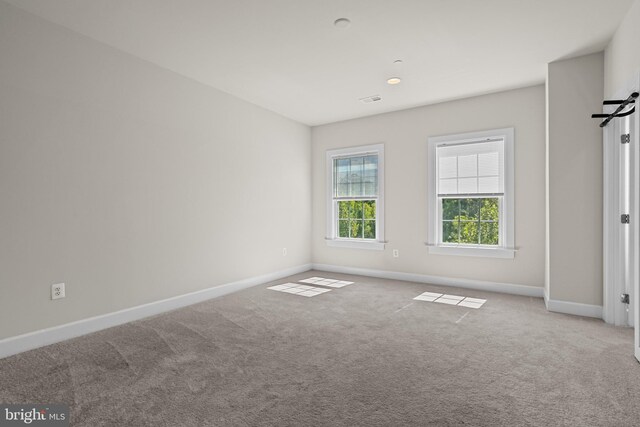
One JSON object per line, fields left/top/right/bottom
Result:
{"left": 334, "top": 155, "right": 378, "bottom": 198}
{"left": 436, "top": 139, "right": 504, "bottom": 196}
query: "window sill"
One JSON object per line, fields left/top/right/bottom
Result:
{"left": 428, "top": 245, "right": 514, "bottom": 259}
{"left": 326, "top": 238, "right": 385, "bottom": 251}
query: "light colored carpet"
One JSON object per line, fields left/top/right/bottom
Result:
{"left": 1, "top": 271, "right": 639, "bottom": 426}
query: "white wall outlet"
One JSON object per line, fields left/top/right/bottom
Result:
{"left": 51, "top": 283, "right": 65, "bottom": 300}
{"left": 282, "top": 247, "right": 287, "bottom": 256}
{"left": 393, "top": 249, "right": 400, "bottom": 258}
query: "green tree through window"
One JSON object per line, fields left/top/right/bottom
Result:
{"left": 338, "top": 200, "right": 376, "bottom": 239}
{"left": 442, "top": 198, "right": 499, "bottom": 245}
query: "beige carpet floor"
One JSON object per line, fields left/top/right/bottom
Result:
{"left": 1, "top": 271, "right": 639, "bottom": 426}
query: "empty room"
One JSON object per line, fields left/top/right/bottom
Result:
{"left": 2, "top": 0, "right": 640, "bottom": 425}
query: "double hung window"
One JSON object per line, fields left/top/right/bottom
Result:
{"left": 326, "top": 144, "right": 385, "bottom": 250}
{"left": 428, "top": 129, "right": 514, "bottom": 258}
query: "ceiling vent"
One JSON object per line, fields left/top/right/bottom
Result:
{"left": 360, "top": 95, "right": 382, "bottom": 104}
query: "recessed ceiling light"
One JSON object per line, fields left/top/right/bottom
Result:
{"left": 334, "top": 18, "right": 351, "bottom": 28}
{"left": 387, "top": 77, "right": 402, "bottom": 85}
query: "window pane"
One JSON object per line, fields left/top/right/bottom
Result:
{"left": 335, "top": 158, "right": 350, "bottom": 197}
{"left": 459, "top": 198, "right": 480, "bottom": 219}
{"left": 351, "top": 201, "right": 363, "bottom": 220}
{"left": 441, "top": 197, "right": 499, "bottom": 245}
{"left": 334, "top": 155, "right": 379, "bottom": 198}
{"left": 363, "top": 200, "right": 376, "bottom": 220}
{"left": 350, "top": 220, "right": 363, "bottom": 238}
{"left": 364, "top": 220, "right": 376, "bottom": 239}
{"left": 480, "top": 222, "right": 499, "bottom": 245}
{"left": 442, "top": 220, "right": 458, "bottom": 243}
{"left": 363, "top": 155, "right": 378, "bottom": 196}
{"left": 459, "top": 221, "right": 478, "bottom": 244}
{"left": 337, "top": 200, "right": 376, "bottom": 239}
{"left": 349, "top": 157, "right": 364, "bottom": 196}
{"left": 339, "top": 201, "right": 354, "bottom": 219}
{"left": 338, "top": 201, "right": 350, "bottom": 219}
{"left": 338, "top": 220, "right": 349, "bottom": 238}
{"left": 480, "top": 198, "right": 499, "bottom": 221}
{"left": 442, "top": 199, "right": 458, "bottom": 220}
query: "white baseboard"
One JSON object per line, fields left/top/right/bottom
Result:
{"left": 312, "top": 263, "right": 544, "bottom": 297}
{"left": 543, "top": 287, "right": 602, "bottom": 319}
{"left": 545, "top": 297, "right": 603, "bottom": 319}
{"left": 0, "top": 263, "right": 312, "bottom": 359}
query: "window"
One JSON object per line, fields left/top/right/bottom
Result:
{"left": 326, "top": 144, "right": 384, "bottom": 250}
{"left": 428, "top": 128, "right": 514, "bottom": 258}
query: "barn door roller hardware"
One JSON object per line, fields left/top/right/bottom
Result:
{"left": 621, "top": 293, "right": 630, "bottom": 304}
{"left": 591, "top": 92, "right": 639, "bottom": 128}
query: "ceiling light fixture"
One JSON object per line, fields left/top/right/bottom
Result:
{"left": 387, "top": 77, "right": 402, "bottom": 85}
{"left": 334, "top": 18, "right": 351, "bottom": 28}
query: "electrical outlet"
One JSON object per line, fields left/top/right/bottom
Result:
{"left": 282, "top": 248, "right": 287, "bottom": 256}
{"left": 393, "top": 249, "right": 400, "bottom": 258}
{"left": 51, "top": 283, "right": 65, "bottom": 300}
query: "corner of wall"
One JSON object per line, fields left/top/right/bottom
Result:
{"left": 604, "top": 0, "right": 640, "bottom": 97}
{"left": 546, "top": 51, "right": 604, "bottom": 308}
{"left": 545, "top": 65, "right": 551, "bottom": 301}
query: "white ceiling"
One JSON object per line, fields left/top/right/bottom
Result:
{"left": 5, "top": 0, "right": 635, "bottom": 125}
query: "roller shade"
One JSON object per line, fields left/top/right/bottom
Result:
{"left": 436, "top": 139, "right": 504, "bottom": 196}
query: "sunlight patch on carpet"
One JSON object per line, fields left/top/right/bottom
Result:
{"left": 413, "top": 292, "right": 486, "bottom": 309}
{"left": 267, "top": 283, "right": 332, "bottom": 297}
{"left": 298, "top": 277, "right": 354, "bottom": 288}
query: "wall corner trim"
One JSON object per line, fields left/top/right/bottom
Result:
{"left": 312, "top": 263, "right": 544, "bottom": 297}
{"left": 545, "top": 298, "right": 603, "bottom": 319}
{"left": 0, "top": 263, "right": 312, "bottom": 359}
{"left": 543, "top": 287, "right": 550, "bottom": 309}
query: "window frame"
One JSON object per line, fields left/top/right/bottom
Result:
{"left": 325, "top": 144, "right": 385, "bottom": 250}
{"left": 427, "top": 128, "right": 515, "bottom": 259}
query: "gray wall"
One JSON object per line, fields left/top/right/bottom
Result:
{"left": 605, "top": 0, "right": 640, "bottom": 97}
{"left": 546, "top": 52, "right": 604, "bottom": 306}
{"left": 0, "top": 3, "right": 311, "bottom": 339}
{"left": 311, "top": 85, "right": 546, "bottom": 289}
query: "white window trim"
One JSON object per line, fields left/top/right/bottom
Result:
{"left": 325, "top": 144, "right": 385, "bottom": 251}
{"left": 427, "top": 128, "right": 515, "bottom": 259}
